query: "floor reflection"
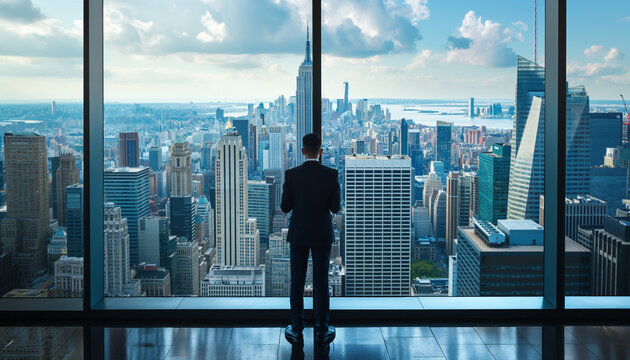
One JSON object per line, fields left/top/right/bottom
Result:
{"left": 0, "top": 327, "right": 82, "bottom": 360}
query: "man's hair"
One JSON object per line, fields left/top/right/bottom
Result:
{"left": 302, "top": 133, "right": 321, "bottom": 156}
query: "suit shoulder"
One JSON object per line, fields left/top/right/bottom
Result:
{"left": 324, "top": 166, "right": 338, "bottom": 178}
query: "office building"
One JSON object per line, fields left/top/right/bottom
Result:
{"left": 215, "top": 128, "right": 258, "bottom": 266}
{"left": 432, "top": 190, "right": 447, "bottom": 241}
{"left": 412, "top": 203, "right": 432, "bottom": 238}
{"left": 65, "top": 184, "right": 83, "bottom": 257}
{"left": 410, "top": 146, "right": 424, "bottom": 176}
{"left": 456, "top": 219, "right": 590, "bottom": 296}
{"left": 540, "top": 195, "right": 607, "bottom": 241}
{"left": 196, "top": 196, "right": 214, "bottom": 246}
{"left": 412, "top": 237, "right": 437, "bottom": 262}
{"left": 104, "top": 167, "right": 150, "bottom": 265}
{"left": 436, "top": 121, "right": 452, "bottom": 171}
{"left": 169, "top": 196, "right": 196, "bottom": 243}
{"left": 446, "top": 172, "right": 473, "bottom": 255}
{"left": 344, "top": 156, "right": 412, "bottom": 296}
{"left": 201, "top": 265, "right": 265, "bottom": 297}
{"left": 138, "top": 216, "right": 176, "bottom": 274}
{"left": 132, "top": 264, "right": 171, "bottom": 297}
{"left": 0, "top": 252, "right": 14, "bottom": 296}
{"left": 268, "top": 126, "right": 285, "bottom": 172}
{"left": 174, "top": 237, "right": 200, "bottom": 296}
{"left": 422, "top": 172, "right": 442, "bottom": 208}
{"left": 478, "top": 143, "right": 511, "bottom": 224}
{"left": 50, "top": 156, "right": 60, "bottom": 220}
{"left": 590, "top": 167, "right": 627, "bottom": 215}
{"left": 118, "top": 132, "right": 139, "bottom": 168}
{"left": 47, "top": 229, "right": 67, "bottom": 274}
{"left": 248, "top": 179, "right": 274, "bottom": 243}
{"left": 53, "top": 256, "right": 83, "bottom": 298}
{"left": 592, "top": 216, "right": 630, "bottom": 296}
{"left": 295, "top": 28, "right": 313, "bottom": 166}
{"left": 565, "top": 86, "right": 591, "bottom": 197}
{"left": 170, "top": 141, "right": 192, "bottom": 197}
{"left": 55, "top": 152, "right": 79, "bottom": 226}
{"left": 400, "top": 119, "right": 409, "bottom": 156}
{"left": 201, "top": 142, "right": 213, "bottom": 171}
{"left": 2, "top": 133, "right": 50, "bottom": 287}
{"left": 104, "top": 203, "right": 141, "bottom": 296}
{"left": 469, "top": 97, "right": 475, "bottom": 118}
{"left": 343, "top": 81, "right": 349, "bottom": 113}
{"left": 232, "top": 118, "right": 249, "bottom": 154}
{"left": 589, "top": 112, "right": 622, "bottom": 166}
{"left": 149, "top": 146, "right": 162, "bottom": 171}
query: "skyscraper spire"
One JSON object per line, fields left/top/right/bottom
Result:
{"left": 303, "top": 24, "right": 312, "bottom": 65}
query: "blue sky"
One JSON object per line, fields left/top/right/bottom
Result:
{"left": 0, "top": 0, "right": 628, "bottom": 101}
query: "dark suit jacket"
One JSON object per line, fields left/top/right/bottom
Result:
{"left": 281, "top": 160, "right": 341, "bottom": 247}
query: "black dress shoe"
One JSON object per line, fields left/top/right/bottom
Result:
{"left": 315, "top": 325, "right": 335, "bottom": 345}
{"left": 285, "top": 325, "right": 304, "bottom": 345}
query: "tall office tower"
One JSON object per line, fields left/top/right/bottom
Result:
{"left": 170, "top": 141, "right": 192, "bottom": 196}
{"left": 174, "top": 237, "right": 200, "bottom": 296}
{"left": 589, "top": 112, "right": 622, "bottom": 166}
{"left": 216, "top": 128, "right": 258, "bottom": 266}
{"left": 566, "top": 86, "right": 591, "bottom": 197}
{"left": 149, "top": 146, "right": 162, "bottom": 171}
{"left": 258, "top": 127, "right": 270, "bottom": 171}
{"left": 470, "top": 175, "right": 479, "bottom": 219}
{"left": 269, "top": 126, "right": 285, "bottom": 172}
{"left": 410, "top": 146, "right": 424, "bottom": 176}
{"left": 201, "top": 265, "right": 266, "bottom": 297}
{"left": 478, "top": 143, "right": 511, "bottom": 224}
{"left": 249, "top": 123, "right": 258, "bottom": 173}
{"left": 196, "top": 196, "right": 214, "bottom": 247}
{"left": 248, "top": 180, "right": 274, "bottom": 243}
{"left": 53, "top": 256, "right": 83, "bottom": 297}
{"left": 169, "top": 196, "right": 196, "bottom": 242}
{"left": 132, "top": 264, "right": 171, "bottom": 296}
{"left": 138, "top": 216, "right": 176, "bottom": 272}
{"left": 295, "top": 27, "right": 313, "bottom": 166}
{"left": 240, "top": 218, "right": 260, "bottom": 266}
{"left": 344, "top": 156, "right": 412, "bottom": 296}
{"left": 592, "top": 216, "right": 630, "bottom": 295}
{"left": 104, "top": 167, "right": 150, "bottom": 265}
{"left": 55, "top": 152, "right": 79, "bottom": 226}
{"left": 445, "top": 172, "right": 472, "bottom": 255}
{"left": 216, "top": 108, "right": 224, "bottom": 123}
{"left": 65, "top": 184, "right": 84, "bottom": 257}
{"left": 343, "top": 81, "right": 349, "bottom": 113}
{"left": 412, "top": 203, "right": 432, "bottom": 238}
{"left": 469, "top": 97, "right": 475, "bottom": 118}
{"left": 400, "top": 119, "right": 409, "bottom": 156}
{"left": 539, "top": 195, "right": 607, "bottom": 242}
{"left": 118, "top": 132, "right": 139, "bottom": 168}
{"left": 50, "top": 156, "right": 60, "bottom": 220}
{"left": 436, "top": 121, "right": 452, "bottom": 171}
{"left": 507, "top": 96, "right": 545, "bottom": 221}
{"left": 103, "top": 203, "right": 141, "bottom": 296}
{"left": 508, "top": 56, "right": 545, "bottom": 221}
{"left": 590, "top": 167, "right": 627, "bottom": 216}
{"left": 432, "top": 190, "right": 447, "bottom": 241}
{"left": 47, "top": 229, "right": 67, "bottom": 273}
{"left": 1, "top": 133, "right": 50, "bottom": 286}
{"left": 422, "top": 172, "right": 443, "bottom": 208}
{"left": 273, "top": 211, "right": 289, "bottom": 233}
{"left": 233, "top": 118, "right": 249, "bottom": 153}
{"left": 456, "top": 219, "right": 590, "bottom": 296}
{"left": 200, "top": 142, "right": 213, "bottom": 171}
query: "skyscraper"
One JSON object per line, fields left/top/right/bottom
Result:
{"left": 233, "top": 118, "right": 250, "bottom": 154}
{"left": 589, "top": 112, "right": 622, "bottom": 166}
{"left": 65, "top": 184, "right": 84, "bottom": 257}
{"left": 344, "top": 156, "right": 412, "bottom": 296}
{"left": 343, "top": 81, "right": 349, "bottom": 113}
{"left": 248, "top": 179, "right": 274, "bottom": 243}
{"left": 436, "top": 121, "right": 452, "bottom": 171}
{"left": 174, "top": 237, "right": 200, "bottom": 296}
{"left": 268, "top": 125, "right": 285, "bottom": 172}
{"left": 422, "top": 172, "right": 443, "bottom": 208}
{"left": 149, "top": 146, "right": 162, "bottom": 171}
{"left": 478, "top": 143, "right": 511, "bottom": 224}
{"left": 196, "top": 196, "right": 214, "bottom": 247}
{"left": 566, "top": 86, "right": 591, "bottom": 197}
{"left": 469, "top": 97, "right": 475, "bottom": 118}
{"left": 118, "top": 132, "right": 140, "bottom": 168}
{"left": 295, "top": 27, "right": 313, "bottom": 166}
{"left": 55, "top": 152, "right": 79, "bottom": 226}
{"left": 1, "top": 133, "right": 50, "bottom": 286}
{"left": 539, "top": 195, "right": 607, "bottom": 242}
{"left": 400, "top": 118, "right": 409, "bottom": 156}
{"left": 445, "top": 172, "right": 472, "bottom": 255}
{"left": 592, "top": 216, "right": 630, "bottom": 296}
{"left": 138, "top": 216, "right": 176, "bottom": 273}
{"left": 104, "top": 203, "right": 141, "bottom": 296}
{"left": 215, "top": 127, "right": 258, "bottom": 266}
{"left": 169, "top": 196, "right": 196, "bottom": 243}
{"left": 170, "top": 141, "right": 192, "bottom": 197}
{"left": 104, "top": 167, "right": 150, "bottom": 265}
{"left": 432, "top": 190, "right": 447, "bottom": 241}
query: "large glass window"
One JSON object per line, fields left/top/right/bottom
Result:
{"left": 0, "top": 0, "right": 84, "bottom": 298}
{"left": 322, "top": 0, "right": 551, "bottom": 297}
{"left": 103, "top": 0, "right": 312, "bottom": 297}
{"left": 565, "top": 0, "right": 630, "bottom": 297}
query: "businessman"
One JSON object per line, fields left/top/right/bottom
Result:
{"left": 281, "top": 133, "right": 341, "bottom": 346}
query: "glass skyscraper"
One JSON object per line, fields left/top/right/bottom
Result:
{"left": 295, "top": 28, "right": 313, "bottom": 166}
{"left": 436, "top": 121, "right": 452, "bottom": 171}
{"left": 478, "top": 144, "right": 511, "bottom": 224}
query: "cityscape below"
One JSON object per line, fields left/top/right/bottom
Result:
{"left": 0, "top": 32, "right": 629, "bottom": 300}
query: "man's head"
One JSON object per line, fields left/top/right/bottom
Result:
{"left": 302, "top": 133, "right": 322, "bottom": 159}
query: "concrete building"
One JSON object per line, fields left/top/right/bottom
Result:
{"left": 540, "top": 195, "right": 607, "bottom": 241}
{"left": 170, "top": 141, "right": 192, "bottom": 196}
{"left": 53, "top": 256, "right": 83, "bottom": 298}
{"left": 201, "top": 265, "right": 265, "bottom": 297}
{"left": 65, "top": 184, "right": 83, "bottom": 257}
{"left": 104, "top": 203, "right": 141, "bottom": 296}
{"left": 118, "top": 132, "right": 139, "bottom": 168}
{"left": 138, "top": 216, "right": 176, "bottom": 277}
{"left": 54, "top": 152, "right": 79, "bottom": 226}
{"left": 132, "top": 264, "right": 171, "bottom": 296}
{"left": 592, "top": 216, "right": 630, "bottom": 296}
{"left": 174, "top": 237, "right": 200, "bottom": 296}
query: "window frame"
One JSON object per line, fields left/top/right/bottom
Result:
{"left": 1, "top": 0, "right": 628, "bottom": 321}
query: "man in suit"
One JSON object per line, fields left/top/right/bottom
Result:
{"left": 281, "top": 133, "right": 341, "bottom": 346}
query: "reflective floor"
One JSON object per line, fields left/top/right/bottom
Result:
{"left": 2, "top": 325, "right": 629, "bottom": 359}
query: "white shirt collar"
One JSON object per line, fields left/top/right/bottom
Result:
{"left": 304, "top": 158, "right": 319, "bottom": 162}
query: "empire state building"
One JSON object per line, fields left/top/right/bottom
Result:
{"left": 295, "top": 27, "right": 313, "bottom": 166}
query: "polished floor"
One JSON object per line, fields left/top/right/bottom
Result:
{"left": 100, "top": 326, "right": 630, "bottom": 360}
{"left": 2, "top": 325, "right": 629, "bottom": 359}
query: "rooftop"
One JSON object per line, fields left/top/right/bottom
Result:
{"left": 459, "top": 227, "right": 588, "bottom": 253}
{"left": 497, "top": 219, "right": 543, "bottom": 231}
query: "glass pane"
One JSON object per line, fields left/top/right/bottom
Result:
{"left": 322, "top": 0, "right": 548, "bottom": 297}
{"left": 0, "top": 0, "right": 84, "bottom": 298}
{"left": 565, "top": 0, "right": 630, "bottom": 297}
{"left": 104, "top": 0, "right": 312, "bottom": 297}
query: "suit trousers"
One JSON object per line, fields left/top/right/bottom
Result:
{"left": 290, "top": 244, "right": 331, "bottom": 332}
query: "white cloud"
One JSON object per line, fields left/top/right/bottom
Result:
{"left": 584, "top": 45, "right": 604, "bottom": 58}
{"left": 405, "top": 0, "right": 430, "bottom": 23}
{"left": 604, "top": 48, "right": 623, "bottom": 62}
{"left": 197, "top": 10, "right": 227, "bottom": 43}
{"left": 569, "top": 46, "right": 626, "bottom": 78}
{"left": 445, "top": 11, "right": 522, "bottom": 68}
